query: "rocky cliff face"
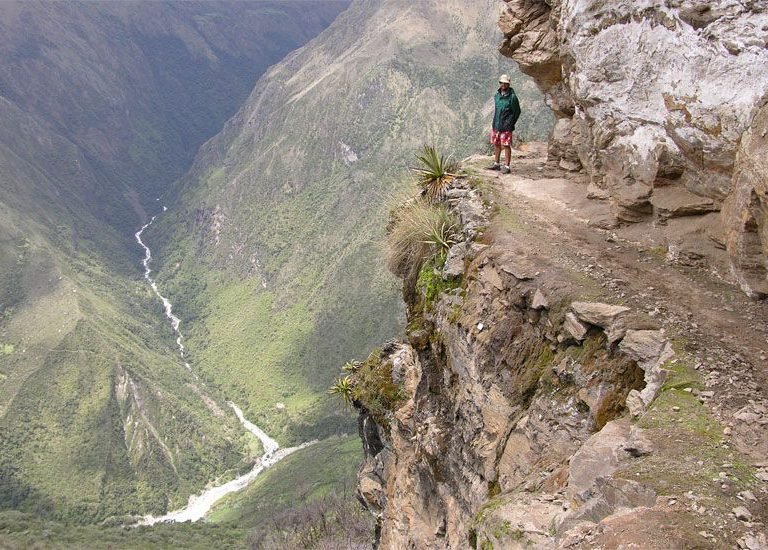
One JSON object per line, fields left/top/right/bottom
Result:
{"left": 499, "top": 0, "right": 768, "bottom": 298}
{"left": 349, "top": 5, "right": 768, "bottom": 547}
{"left": 352, "top": 147, "right": 768, "bottom": 548}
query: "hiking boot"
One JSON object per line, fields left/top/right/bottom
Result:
{"left": 501, "top": 165, "right": 511, "bottom": 174}
{"left": 486, "top": 162, "right": 500, "bottom": 171}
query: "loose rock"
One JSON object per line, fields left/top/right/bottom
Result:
{"left": 571, "top": 301, "right": 631, "bottom": 329}
{"left": 733, "top": 506, "right": 753, "bottom": 522}
{"left": 532, "top": 288, "right": 549, "bottom": 310}
{"left": 564, "top": 312, "right": 589, "bottom": 341}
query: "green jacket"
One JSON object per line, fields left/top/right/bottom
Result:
{"left": 493, "top": 88, "right": 521, "bottom": 132}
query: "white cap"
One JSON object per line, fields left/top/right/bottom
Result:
{"left": 498, "top": 74, "right": 511, "bottom": 84}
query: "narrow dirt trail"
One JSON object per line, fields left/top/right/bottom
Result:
{"left": 473, "top": 146, "right": 768, "bottom": 458}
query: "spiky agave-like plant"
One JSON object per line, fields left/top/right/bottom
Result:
{"left": 328, "top": 375, "right": 354, "bottom": 408}
{"left": 411, "top": 145, "right": 459, "bottom": 203}
{"left": 342, "top": 361, "right": 362, "bottom": 373}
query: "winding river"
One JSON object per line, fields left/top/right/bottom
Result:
{"left": 135, "top": 214, "right": 313, "bottom": 525}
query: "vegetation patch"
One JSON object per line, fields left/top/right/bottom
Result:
{"left": 0, "top": 510, "right": 248, "bottom": 549}
{"left": 385, "top": 199, "right": 460, "bottom": 284}
{"left": 517, "top": 342, "right": 556, "bottom": 407}
{"left": 206, "top": 436, "right": 373, "bottom": 550}
{"left": 661, "top": 342, "right": 703, "bottom": 392}
{"left": 330, "top": 348, "right": 406, "bottom": 430}
{"left": 473, "top": 493, "right": 515, "bottom": 525}
{"left": 416, "top": 260, "right": 462, "bottom": 311}
{"left": 616, "top": 388, "right": 756, "bottom": 505}
{"left": 246, "top": 492, "right": 372, "bottom": 550}
{"left": 209, "top": 436, "right": 364, "bottom": 527}
{"left": 564, "top": 332, "right": 605, "bottom": 364}
{"left": 352, "top": 350, "right": 406, "bottom": 429}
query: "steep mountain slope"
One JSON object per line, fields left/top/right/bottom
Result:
{"left": 148, "top": 0, "right": 551, "bottom": 444}
{"left": 0, "top": 0, "right": 350, "bottom": 523}
{"left": 0, "top": 0, "right": 350, "bottom": 204}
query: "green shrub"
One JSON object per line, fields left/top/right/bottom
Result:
{"left": 343, "top": 349, "right": 406, "bottom": 429}
{"left": 416, "top": 260, "right": 461, "bottom": 310}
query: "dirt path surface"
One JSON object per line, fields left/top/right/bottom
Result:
{"left": 472, "top": 145, "right": 768, "bottom": 460}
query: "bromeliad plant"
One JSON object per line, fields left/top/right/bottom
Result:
{"left": 328, "top": 349, "right": 406, "bottom": 428}
{"left": 411, "top": 145, "right": 460, "bottom": 203}
{"left": 327, "top": 376, "right": 354, "bottom": 408}
{"left": 342, "top": 361, "right": 362, "bottom": 373}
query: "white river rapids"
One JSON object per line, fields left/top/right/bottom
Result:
{"left": 135, "top": 214, "right": 314, "bottom": 525}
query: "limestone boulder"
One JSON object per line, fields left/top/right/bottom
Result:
{"left": 651, "top": 186, "right": 719, "bottom": 220}
{"left": 722, "top": 101, "right": 768, "bottom": 299}
{"left": 499, "top": 0, "right": 768, "bottom": 274}
{"left": 550, "top": 117, "right": 582, "bottom": 168}
{"left": 572, "top": 477, "right": 657, "bottom": 524}
{"left": 564, "top": 312, "right": 589, "bottom": 341}
{"left": 571, "top": 302, "right": 630, "bottom": 331}
{"left": 566, "top": 419, "right": 631, "bottom": 503}
{"left": 498, "top": 0, "right": 561, "bottom": 91}
{"left": 442, "top": 243, "right": 466, "bottom": 280}
{"left": 453, "top": 190, "right": 487, "bottom": 238}
{"left": 531, "top": 288, "right": 549, "bottom": 310}
{"left": 619, "top": 330, "right": 673, "bottom": 407}
{"left": 480, "top": 266, "right": 505, "bottom": 291}
{"left": 619, "top": 330, "right": 667, "bottom": 366}
{"left": 357, "top": 470, "right": 386, "bottom": 515}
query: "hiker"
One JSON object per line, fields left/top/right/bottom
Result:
{"left": 488, "top": 74, "right": 521, "bottom": 175}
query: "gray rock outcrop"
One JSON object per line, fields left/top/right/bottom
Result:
{"left": 352, "top": 163, "right": 767, "bottom": 548}
{"left": 722, "top": 101, "right": 768, "bottom": 298}
{"left": 499, "top": 0, "right": 768, "bottom": 297}
{"left": 352, "top": 178, "right": 675, "bottom": 548}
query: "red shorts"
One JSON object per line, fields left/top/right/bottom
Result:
{"left": 490, "top": 129, "right": 513, "bottom": 147}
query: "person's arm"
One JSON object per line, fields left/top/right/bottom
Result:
{"left": 511, "top": 94, "right": 521, "bottom": 128}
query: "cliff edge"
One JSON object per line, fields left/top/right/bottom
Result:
{"left": 346, "top": 3, "right": 768, "bottom": 548}
{"left": 350, "top": 145, "right": 768, "bottom": 548}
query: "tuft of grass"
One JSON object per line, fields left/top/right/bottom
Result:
{"left": 385, "top": 200, "right": 460, "bottom": 283}
{"left": 341, "top": 360, "right": 362, "bottom": 374}
{"left": 411, "top": 145, "right": 460, "bottom": 203}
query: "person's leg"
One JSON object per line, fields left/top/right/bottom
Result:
{"left": 487, "top": 131, "right": 502, "bottom": 169}
{"left": 500, "top": 133, "right": 512, "bottom": 173}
